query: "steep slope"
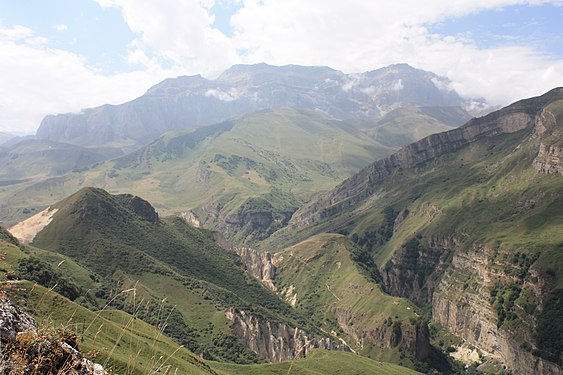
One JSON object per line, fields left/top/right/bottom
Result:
{"left": 266, "top": 88, "right": 563, "bottom": 374}
{"left": 9, "top": 187, "right": 350, "bottom": 364}
{"left": 36, "top": 63, "right": 472, "bottom": 147}
{"left": 271, "top": 235, "right": 429, "bottom": 363}
{"left": 1, "top": 108, "right": 394, "bottom": 244}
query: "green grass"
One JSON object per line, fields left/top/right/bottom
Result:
{"left": 212, "top": 350, "right": 422, "bottom": 375}
{"left": 273, "top": 233, "right": 420, "bottom": 362}
{"left": 0, "top": 108, "right": 396, "bottom": 244}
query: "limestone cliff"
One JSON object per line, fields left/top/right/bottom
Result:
{"left": 381, "top": 236, "right": 562, "bottom": 374}
{"left": 233, "top": 247, "right": 276, "bottom": 291}
{"left": 225, "top": 308, "right": 350, "bottom": 362}
{"left": 333, "top": 308, "right": 430, "bottom": 360}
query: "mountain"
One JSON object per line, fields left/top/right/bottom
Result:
{"left": 265, "top": 88, "right": 563, "bottom": 374}
{"left": 1, "top": 108, "right": 397, "bottom": 243}
{"left": 3, "top": 188, "right": 433, "bottom": 373}
{"left": 7, "top": 187, "right": 356, "bottom": 364}
{"left": 36, "top": 63, "right": 474, "bottom": 147}
{"left": 0, "top": 139, "right": 122, "bottom": 183}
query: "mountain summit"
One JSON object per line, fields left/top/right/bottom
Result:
{"left": 36, "top": 63, "right": 473, "bottom": 146}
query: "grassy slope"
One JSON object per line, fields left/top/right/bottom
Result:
{"left": 364, "top": 106, "right": 468, "bottom": 148}
{"left": 25, "top": 187, "right": 327, "bottom": 363}
{"left": 0, "top": 239, "right": 215, "bottom": 375}
{"left": 273, "top": 234, "right": 419, "bottom": 362}
{"left": 0, "top": 108, "right": 393, "bottom": 228}
{"left": 212, "top": 350, "right": 422, "bottom": 375}
{"left": 1, "top": 236, "right": 419, "bottom": 375}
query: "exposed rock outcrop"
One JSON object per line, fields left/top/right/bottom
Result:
{"left": 334, "top": 308, "right": 430, "bottom": 360}
{"left": 178, "top": 211, "right": 201, "bottom": 228}
{"left": 233, "top": 247, "right": 276, "bottom": 291}
{"left": 534, "top": 143, "right": 563, "bottom": 175}
{"left": 380, "top": 235, "right": 563, "bottom": 374}
{"left": 0, "top": 296, "right": 107, "bottom": 374}
{"left": 0, "top": 296, "right": 36, "bottom": 342}
{"left": 116, "top": 193, "right": 159, "bottom": 223}
{"left": 225, "top": 308, "right": 350, "bottom": 362}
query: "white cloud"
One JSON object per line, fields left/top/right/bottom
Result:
{"left": 94, "top": 0, "right": 239, "bottom": 75}
{"left": 230, "top": 0, "right": 563, "bottom": 104}
{"left": 0, "top": 27, "right": 169, "bottom": 133}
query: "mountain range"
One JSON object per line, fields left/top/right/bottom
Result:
{"left": 35, "top": 63, "right": 477, "bottom": 147}
{"left": 0, "top": 63, "right": 561, "bottom": 374}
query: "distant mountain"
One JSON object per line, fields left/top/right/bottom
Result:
{"left": 36, "top": 63, "right": 477, "bottom": 147}
{"left": 266, "top": 88, "right": 563, "bottom": 374}
{"left": 2, "top": 108, "right": 397, "bottom": 242}
{"left": 0, "top": 139, "right": 121, "bottom": 182}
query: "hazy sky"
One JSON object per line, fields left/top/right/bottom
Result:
{"left": 1, "top": 0, "right": 563, "bottom": 133}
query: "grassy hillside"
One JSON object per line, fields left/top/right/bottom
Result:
{"left": 272, "top": 234, "right": 422, "bottom": 363}
{"left": 266, "top": 92, "right": 563, "bottom": 368}
{"left": 0, "top": 139, "right": 121, "bottom": 181}
{"left": 0, "top": 108, "right": 394, "bottom": 243}
{"left": 364, "top": 106, "right": 469, "bottom": 147}
{"left": 14, "top": 187, "right": 335, "bottom": 364}
{"left": 0, "top": 236, "right": 216, "bottom": 374}
{"left": 212, "top": 350, "right": 422, "bottom": 375}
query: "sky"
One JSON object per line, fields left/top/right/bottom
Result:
{"left": 0, "top": 0, "right": 562, "bottom": 133}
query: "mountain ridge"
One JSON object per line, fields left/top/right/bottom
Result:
{"left": 36, "top": 63, "right": 476, "bottom": 147}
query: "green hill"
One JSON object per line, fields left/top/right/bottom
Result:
{"left": 0, "top": 108, "right": 395, "bottom": 244}
{"left": 266, "top": 88, "right": 563, "bottom": 373}
{"left": 8, "top": 187, "right": 359, "bottom": 365}
{"left": 364, "top": 106, "right": 470, "bottom": 147}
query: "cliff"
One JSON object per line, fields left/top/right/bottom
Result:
{"left": 381, "top": 236, "right": 563, "bottom": 374}
{"left": 233, "top": 247, "right": 277, "bottom": 291}
{"left": 225, "top": 308, "right": 350, "bottom": 362}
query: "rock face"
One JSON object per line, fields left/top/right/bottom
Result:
{"left": 0, "top": 296, "right": 107, "bottom": 374}
{"left": 233, "top": 247, "right": 276, "bottom": 291}
{"left": 287, "top": 91, "right": 555, "bottom": 228}
{"left": 381, "top": 236, "right": 563, "bottom": 375}
{"left": 36, "top": 63, "right": 471, "bottom": 146}
{"left": 225, "top": 308, "right": 350, "bottom": 362}
{"left": 178, "top": 211, "right": 201, "bottom": 228}
{"left": 116, "top": 193, "right": 159, "bottom": 223}
{"left": 0, "top": 296, "right": 36, "bottom": 342}
{"left": 333, "top": 308, "right": 430, "bottom": 360}
{"left": 534, "top": 143, "right": 563, "bottom": 175}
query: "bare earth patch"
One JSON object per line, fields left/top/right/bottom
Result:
{"left": 8, "top": 207, "right": 58, "bottom": 244}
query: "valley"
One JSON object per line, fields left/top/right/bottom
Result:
{"left": 0, "top": 63, "right": 561, "bottom": 374}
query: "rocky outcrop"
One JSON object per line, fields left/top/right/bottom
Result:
{"left": 233, "top": 247, "right": 276, "bottom": 291}
{"left": 432, "top": 246, "right": 563, "bottom": 375}
{"left": 225, "top": 308, "right": 350, "bottom": 362}
{"left": 287, "top": 88, "right": 563, "bottom": 229}
{"left": 380, "top": 236, "right": 456, "bottom": 305}
{"left": 178, "top": 211, "right": 201, "bottom": 228}
{"left": 533, "top": 103, "right": 563, "bottom": 175}
{"left": 0, "top": 296, "right": 36, "bottom": 342}
{"left": 334, "top": 308, "right": 430, "bottom": 360}
{"left": 0, "top": 296, "right": 107, "bottom": 374}
{"left": 534, "top": 143, "right": 563, "bottom": 175}
{"left": 116, "top": 193, "right": 159, "bottom": 223}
